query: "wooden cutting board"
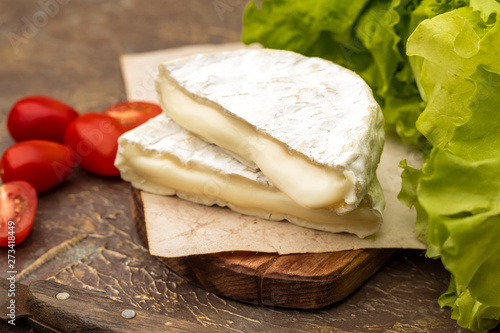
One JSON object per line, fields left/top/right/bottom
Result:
{"left": 132, "top": 189, "right": 396, "bottom": 309}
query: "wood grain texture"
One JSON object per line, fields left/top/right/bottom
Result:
{"left": 260, "top": 250, "right": 396, "bottom": 309}
{"left": 133, "top": 188, "right": 396, "bottom": 309}
{"left": 0, "top": 0, "right": 491, "bottom": 332}
{"left": 25, "top": 280, "right": 226, "bottom": 332}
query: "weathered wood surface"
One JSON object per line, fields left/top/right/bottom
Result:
{"left": 133, "top": 188, "right": 396, "bottom": 309}
{"left": 25, "top": 279, "right": 228, "bottom": 332}
{"left": 0, "top": 0, "right": 490, "bottom": 332}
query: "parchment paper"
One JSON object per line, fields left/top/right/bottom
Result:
{"left": 120, "top": 43, "right": 426, "bottom": 257}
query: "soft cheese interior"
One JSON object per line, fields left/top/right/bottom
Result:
{"left": 156, "top": 49, "right": 385, "bottom": 213}
{"left": 115, "top": 114, "right": 383, "bottom": 238}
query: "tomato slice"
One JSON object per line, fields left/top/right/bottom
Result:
{"left": 0, "top": 181, "right": 37, "bottom": 246}
{"left": 7, "top": 95, "right": 79, "bottom": 143}
{"left": 64, "top": 113, "right": 123, "bottom": 176}
{"left": 104, "top": 101, "right": 162, "bottom": 131}
{"left": 0, "top": 140, "right": 75, "bottom": 193}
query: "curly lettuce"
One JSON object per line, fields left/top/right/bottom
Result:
{"left": 242, "top": 0, "right": 500, "bottom": 331}
{"left": 401, "top": 5, "right": 500, "bottom": 332}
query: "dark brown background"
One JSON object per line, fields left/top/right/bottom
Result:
{"left": 0, "top": 1, "right": 493, "bottom": 332}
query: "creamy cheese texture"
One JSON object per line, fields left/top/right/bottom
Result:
{"left": 115, "top": 114, "right": 384, "bottom": 238}
{"left": 156, "top": 49, "right": 385, "bottom": 213}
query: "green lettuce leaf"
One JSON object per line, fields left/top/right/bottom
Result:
{"left": 398, "top": 159, "right": 431, "bottom": 244}
{"left": 403, "top": 5, "right": 500, "bottom": 331}
{"left": 440, "top": 276, "right": 500, "bottom": 333}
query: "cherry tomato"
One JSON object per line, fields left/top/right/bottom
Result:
{"left": 104, "top": 101, "right": 162, "bottom": 131}
{"left": 64, "top": 113, "right": 123, "bottom": 176}
{"left": 0, "top": 140, "right": 75, "bottom": 193}
{"left": 0, "top": 181, "right": 37, "bottom": 246}
{"left": 7, "top": 95, "right": 79, "bottom": 143}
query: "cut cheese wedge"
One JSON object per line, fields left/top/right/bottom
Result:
{"left": 156, "top": 49, "right": 385, "bottom": 213}
{"left": 115, "top": 113, "right": 384, "bottom": 238}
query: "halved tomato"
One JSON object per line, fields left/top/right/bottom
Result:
{"left": 7, "top": 95, "right": 79, "bottom": 143}
{"left": 0, "top": 181, "right": 37, "bottom": 246}
{"left": 64, "top": 113, "right": 123, "bottom": 176}
{"left": 104, "top": 101, "right": 162, "bottom": 131}
{"left": 0, "top": 140, "right": 75, "bottom": 193}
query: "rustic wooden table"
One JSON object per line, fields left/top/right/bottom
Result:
{"left": 0, "top": 1, "right": 489, "bottom": 332}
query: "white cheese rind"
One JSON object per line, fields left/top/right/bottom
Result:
{"left": 156, "top": 77, "right": 354, "bottom": 210}
{"left": 157, "top": 49, "right": 385, "bottom": 212}
{"left": 115, "top": 114, "right": 384, "bottom": 238}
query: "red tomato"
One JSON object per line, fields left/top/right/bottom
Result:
{"left": 7, "top": 95, "right": 79, "bottom": 143}
{"left": 0, "top": 140, "right": 75, "bottom": 193}
{"left": 64, "top": 113, "right": 123, "bottom": 176}
{"left": 0, "top": 181, "right": 37, "bottom": 246}
{"left": 104, "top": 101, "right": 162, "bottom": 131}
